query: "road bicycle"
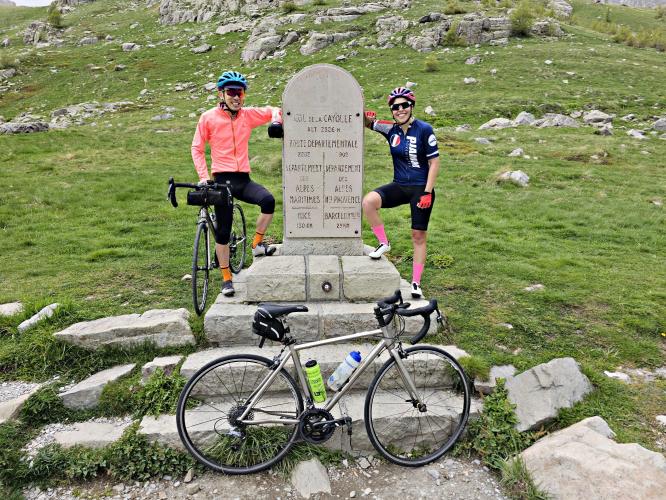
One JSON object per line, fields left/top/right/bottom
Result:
{"left": 167, "top": 178, "right": 247, "bottom": 315}
{"left": 176, "top": 290, "right": 471, "bottom": 474}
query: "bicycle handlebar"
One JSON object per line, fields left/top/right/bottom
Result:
{"left": 167, "top": 177, "right": 231, "bottom": 208}
{"left": 374, "top": 290, "right": 443, "bottom": 344}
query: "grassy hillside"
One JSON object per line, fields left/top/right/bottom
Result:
{"left": 0, "top": 0, "right": 664, "bottom": 458}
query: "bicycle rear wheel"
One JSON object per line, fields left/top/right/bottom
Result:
{"left": 364, "top": 346, "right": 470, "bottom": 467}
{"left": 192, "top": 221, "right": 212, "bottom": 316}
{"left": 229, "top": 203, "right": 247, "bottom": 274}
{"left": 176, "top": 354, "right": 303, "bottom": 475}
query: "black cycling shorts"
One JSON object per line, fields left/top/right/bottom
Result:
{"left": 374, "top": 182, "right": 435, "bottom": 231}
{"left": 212, "top": 172, "right": 275, "bottom": 245}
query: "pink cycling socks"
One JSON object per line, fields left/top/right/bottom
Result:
{"left": 372, "top": 225, "right": 389, "bottom": 245}
{"left": 412, "top": 262, "right": 424, "bottom": 284}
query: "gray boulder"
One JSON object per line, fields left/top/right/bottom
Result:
{"left": 520, "top": 416, "right": 666, "bottom": 499}
{"left": 18, "top": 303, "right": 59, "bottom": 332}
{"left": 479, "top": 117, "right": 513, "bottom": 130}
{"left": 291, "top": 458, "right": 332, "bottom": 498}
{"left": 583, "top": 110, "right": 612, "bottom": 125}
{"left": 534, "top": 113, "right": 579, "bottom": 128}
{"left": 375, "top": 16, "right": 411, "bottom": 45}
{"left": 419, "top": 12, "right": 443, "bottom": 23}
{"left": 241, "top": 34, "right": 283, "bottom": 61}
{"left": 0, "top": 302, "right": 23, "bottom": 316}
{"left": 300, "top": 32, "right": 356, "bottom": 56}
{"left": 497, "top": 170, "right": 529, "bottom": 187}
{"left": 191, "top": 43, "right": 212, "bottom": 54}
{"left": 513, "top": 111, "right": 536, "bottom": 126}
{"left": 121, "top": 42, "right": 140, "bottom": 51}
{"left": 141, "top": 355, "right": 184, "bottom": 383}
{"left": 0, "top": 384, "right": 43, "bottom": 424}
{"left": 0, "top": 68, "right": 16, "bottom": 80}
{"left": 653, "top": 117, "right": 666, "bottom": 131}
{"left": 0, "top": 122, "right": 50, "bottom": 134}
{"left": 215, "top": 20, "right": 253, "bottom": 35}
{"left": 60, "top": 364, "right": 136, "bottom": 409}
{"left": 53, "top": 308, "right": 195, "bottom": 349}
{"left": 23, "top": 21, "right": 54, "bottom": 45}
{"left": 79, "top": 36, "right": 98, "bottom": 45}
{"left": 549, "top": 0, "right": 573, "bottom": 18}
{"left": 406, "top": 20, "right": 451, "bottom": 51}
{"left": 2, "top": 38, "right": 10, "bottom": 48}
{"left": 474, "top": 365, "right": 516, "bottom": 395}
{"left": 531, "top": 20, "right": 563, "bottom": 37}
{"left": 506, "top": 357, "right": 593, "bottom": 431}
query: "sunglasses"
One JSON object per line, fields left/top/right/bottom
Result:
{"left": 390, "top": 102, "right": 412, "bottom": 111}
{"left": 224, "top": 88, "right": 245, "bottom": 98}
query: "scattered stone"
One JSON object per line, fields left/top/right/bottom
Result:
{"left": 570, "top": 110, "right": 583, "bottom": 119}
{"left": 534, "top": 113, "right": 579, "bottom": 128}
{"left": 141, "top": 355, "right": 184, "bottom": 383}
{"left": 427, "top": 468, "right": 440, "bottom": 480}
{"left": 497, "top": 170, "right": 529, "bottom": 187}
{"left": 524, "top": 283, "right": 544, "bottom": 292}
{"left": 17, "top": 303, "right": 58, "bottom": 332}
{"left": 122, "top": 42, "right": 140, "bottom": 51}
{"left": 79, "top": 36, "right": 98, "bottom": 46}
{"left": 506, "top": 357, "right": 593, "bottom": 431}
{"left": 490, "top": 68, "right": 497, "bottom": 75}
{"left": 0, "top": 302, "right": 23, "bottom": 316}
{"left": 2, "top": 38, "right": 9, "bottom": 48}
{"left": 191, "top": 43, "right": 212, "bottom": 54}
{"left": 627, "top": 129, "right": 647, "bottom": 140}
{"left": 419, "top": 12, "right": 443, "bottom": 23}
{"left": 455, "top": 124, "right": 471, "bottom": 132}
{"left": 0, "top": 384, "right": 42, "bottom": 424}
{"left": 300, "top": 31, "right": 356, "bottom": 56}
{"left": 0, "top": 122, "right": 50, "bottom": 134}
{"left": 130, "top": 22, "right": 139, "bottom": 29}
{"left": 521, "top": 416, "right": 666, "bottom": 499}
{"left": 583, "top": 110, "right": 612, "bottom": 125}
{"left": 114, "top": 64, "right": 126, "bottom": 71}
{"left": 652, "top": 117, "right": 666, "bottom": 131}
{"left": 185, "top": 483, "right": 200, "bottom": 495}
{"left": 657, "top": 416, "right": 666, "bottom": 427}
{"left": 424, "top": 105, "right": 436, "bottom": 116}
{"left": 405, "top": 81, "right": 417, "bottom": 88}
{"left": 652, "top": 199, "right": 663, "bottom": 207}
{"left": 357, "top": 456, "right": 371, "bottom": 469}
{"left": 544, "top": 59, "right": 553, "bottom": 65}
{"left": 508, "top": 148, "right": 524, "bottom": 157}
{"left": 465, "top": 55, "right": 480, "bottom": 65}
{"left": 54, "top": 308, "right": 195, "bottom": 349}
{"left": 604, "top": 370, "right": 630, "bottom": 382}
{"left": 291, "top": 458, "right": 332, "bottom": 498}
{"left": 596, "top": 123, "right": 613, "bottom": 136}
{"left": 152, "top": 113, "right": 174, "bottom": 121}
{"left": 621, "top": 113, "right": 636, "bottom": 122}
{"left": 474, "top": 365, "right": 517, "bottom": 395}
{"left": 463, "top": 77, "right": 477, "bottom": 84}
{"left": 479, "top": 117, "right": 513, "bottom": 130}
{"left": 475, "top": 137, "right": 491, "bottom": 145}
{"left": 0, "top": 68, "right": 17, "bottom": 80}
{"left": 513, "top": 111, "right": 535, "bottom": 126}
{"left": 497, "top": 322, "right": 514, "bottom": 329}
{"left": 183, "top": 468, "right": 194, "bottom": 483}
{"left": 59, "top": 364, "right": 136, "bottom": 410}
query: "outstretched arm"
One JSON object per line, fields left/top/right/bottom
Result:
{"left": 191, "top": 118, "right": 209, "bottom": 181}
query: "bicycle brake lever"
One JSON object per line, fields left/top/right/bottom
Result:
{"left": 435, "top": 307, "right": 444, "bottom": 326}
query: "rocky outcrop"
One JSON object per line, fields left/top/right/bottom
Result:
{"left": 159, "top": 0, "right": 277, "bottom": 25}
{"left": 406, "top": 19, "right": 451, "bottom": 51}
{"left": 300, "top": 31, "right": 357, "bottom": 56}
{"left": 520, "top": 416, "right": 666, "bottom": 499}
{"left": 23, "top": 21, "right": 59, "bottom": 46}
{"left": 456, "top": 14, "right": 511, "bottom": 46}
{"left": 549, "top": 0, "right": 573, "bottom": 18}
{"left": 376, "top": 15, "right": 411, "bottom": 46}
{"left": 240, "top": 15, "right": 302, "bottom": 62}
{"left": 506, "top": 357, "right": 593, "bottom": 431}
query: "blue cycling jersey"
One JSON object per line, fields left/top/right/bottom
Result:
{"left": 372, "top": 119, "right": 439, "bottom": 185}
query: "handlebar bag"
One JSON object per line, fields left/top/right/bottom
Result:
{"left": 186, "top": 189, "right": 226, "bottom": 206}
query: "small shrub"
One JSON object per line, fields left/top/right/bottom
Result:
{"left": 510, "top": 0, "right": 536, "bottom": 36}
{"left": 431, "top": 253, "right": 454, "bottom": 269}
{"left": 20, "top": 385, "right": 71, "bottom": 426}
{"left": 500, "top": 456, "right": 550, "bottom": 499}
{"left": 424, "top": 54, "right": 439, "bottom": 72}
{"left": 64, "top": 446, "right": 107, "bottom": 480}
{"left": 132, "top": 368, "right": 186, "bottom": 418}
{"left": 282, "top": 1, "right": 298, "bottom": 14}
{"left": 655, "top": 5, "right": 666, "bottom": 20}
{"left": 458, "top": 355, "right": 491, "bottom": 381}
{"left": 46, "top": 5, "right": 63, "bottom": 29}
{"left": 28, "top": 444, "right": 69, "bottom": 482}
{"left": 461, "top": 379, "right": 530, "bottom": 469}
{"left": 106, "top": 424, "right": 194, "bottom": 481}
{"left": 443, "top": 0, "right": 467, "bottom": 15}
{"left": 98, "top": 374, "right": 141, "bottom": 416}
{"left": 444, "top": 21, "right": 463, "bottom": 46}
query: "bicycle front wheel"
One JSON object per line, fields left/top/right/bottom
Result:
{"left": 229, "top": 203, "right": 247, "bottom": 274}
{"left": 364, "top": 346, "right": 470, "bottom": 467}
{"left": 192, "top": 221, "right": 211, "bottom": 316}
{"left": 176, "top": 354, "right": 304, "bottom": 475}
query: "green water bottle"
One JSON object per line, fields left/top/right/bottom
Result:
{"left": 305, "top": 360, "right": 327, "bottom": 403}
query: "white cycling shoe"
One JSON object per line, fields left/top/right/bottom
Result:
{"left": 411, "top": 282, "right": 423, "bottom": 299}
{"left": 252, "top": 242, "right": 276, "bottom": 257}
{"left": 369, "top": 242, "right": 391, "bottom": 260}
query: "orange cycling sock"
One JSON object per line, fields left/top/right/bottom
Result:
{"left": 252, "top": 231, "right": 264, "bottom": 249}
{"left": 220, "top": 266, "right": 232, "bottom": 282}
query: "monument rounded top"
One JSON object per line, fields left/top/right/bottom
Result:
{"left": 283, "top": 64, "right": 363, "bottom": 109}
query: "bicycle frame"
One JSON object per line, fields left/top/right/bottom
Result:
{"left": 237, "top": 319, "right": 423, "bottom": 426}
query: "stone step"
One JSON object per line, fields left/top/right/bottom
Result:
{"left": 181, "top": 343, "right": 469, "bottom": 395}
{"left": 59, "top": 364, "right": 136, "bottom": 410}
{"left": 139, "top": 390, "right": 481, "bottom": 454}
{"left": 204, "top": 284, "right": 444, "bottom": 346}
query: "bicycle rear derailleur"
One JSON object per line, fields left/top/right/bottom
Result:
{"left": 298, "top": 408, "right": 350, "bottom": 444}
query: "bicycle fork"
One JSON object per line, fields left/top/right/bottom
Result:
{"left": 388, "top": 347, "right": 428, "bottom": 412}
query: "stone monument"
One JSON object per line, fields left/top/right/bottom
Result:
{"left": 281, "top": 64, "right": 365, "bottom": 256}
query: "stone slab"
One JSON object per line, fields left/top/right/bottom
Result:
{"left": 244, "top": 255, "right": 306, "bottom": 302}
{"left": 204, "top": 302, "right": 319, "bottom": 346}
{"left": 139, "top": 414, "right": 183, "bottom": 450}
{"left": 141, "top": 355, "right": 184, "bottom": 383}
{"left": 474, "top": 365, "right": 517, "bottom": 395}
{"left": 281, "top": 237, "right": 364, "bottom": 256}
{"left": 60, "top": 364, "right": 136, "bottom": 410}
{"left": 291, "top": 458, "right": 331, "bottom": 497}
{"left": 341, "top": 256, "right": 400, "bottom": 301}
{"left": 54, "top": 308, "right": 194, "bottom": 349}
{"left": 307, "top": 255, "right": 341, "bottom": 301}
{"left": 18, "top": 303, "right": 58, "bottom": 332}
{"left": 0, "top": 302, "right": 23, "bottom": 317}
{"left": 520, "top": 416, "right": 666, "bottom": 500}
{"left": 53, "top": 421, "right": 131, "bottom": 449}
{"left": 0, "top": 385, "right": 42, "bottom": 424}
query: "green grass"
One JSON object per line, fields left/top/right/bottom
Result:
{"left": 0, "top": 0, "right": 664, "bottom": 479}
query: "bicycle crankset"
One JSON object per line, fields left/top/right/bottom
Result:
{"left": 298, "top": 408, "right": 336, "bottom": 444}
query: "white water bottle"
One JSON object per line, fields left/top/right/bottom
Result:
{"left": 327, "top": 351, "right": 361, "bottom": 391}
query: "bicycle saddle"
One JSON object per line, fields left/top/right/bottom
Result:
{"left": 257, "top": 303, "right": 308, "bottom": 318}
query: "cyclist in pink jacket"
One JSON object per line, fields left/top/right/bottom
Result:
{"left": 192, "top": 70, "right": 283, "bottom": 297}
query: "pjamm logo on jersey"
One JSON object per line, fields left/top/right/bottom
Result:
{"left": 390, "top": 134, "right": 401, "bottom": 147}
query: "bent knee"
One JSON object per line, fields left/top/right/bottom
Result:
{"left": 411, "top": 230, "right": 427, "bottom": 245}
{"left": 259, "top": 194, "right": 275, "bottom": 214}
{"left": 362, "top": 192, "right": 381, "bottom": 211}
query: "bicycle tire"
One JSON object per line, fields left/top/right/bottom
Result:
{"left": 229, "top": 203, "right": 247, "bottom": 274}
{"left": 176, "top": 354, "right": 304, "bottom": 475}
{"left": 364, "top": 346, "right": 470, "bottom": 467}
{"left": 192, "top": 221, "right": 211, "bottom": 316}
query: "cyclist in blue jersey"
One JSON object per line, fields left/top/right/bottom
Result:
{"left": 362, "top": 87, "right": 440, "bottom": 299}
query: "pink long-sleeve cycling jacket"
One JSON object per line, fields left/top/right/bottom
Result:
{"left": 191, "top": 105, "right": 281, "bottom": 181}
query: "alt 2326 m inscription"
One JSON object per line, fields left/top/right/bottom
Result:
{"left": 282, "top": 64, "right": 364, "bottom": 238}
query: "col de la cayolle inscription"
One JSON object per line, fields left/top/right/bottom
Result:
{"left": 282, "top": 64, "right": 364, "bottom": 242}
